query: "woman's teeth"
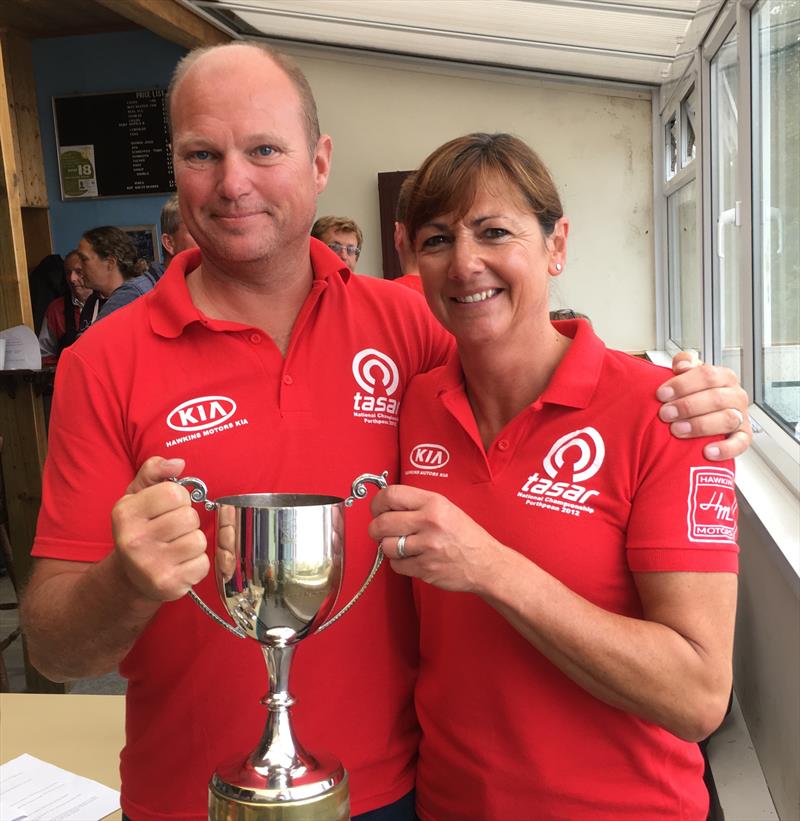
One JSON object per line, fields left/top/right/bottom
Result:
{"left": 454, "top": 289, "right": 499, "bottom": 304}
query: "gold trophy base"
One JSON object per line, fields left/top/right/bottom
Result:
{"left": 208, "top": 767, "right": 349, "bottom": 820}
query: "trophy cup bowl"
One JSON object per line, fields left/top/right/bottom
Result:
{"left": 176, "top": 472, "right": 389, "bottom": 821}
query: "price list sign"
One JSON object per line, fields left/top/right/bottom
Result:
{"left": 53, "top": 89, "right": 175, "bottom": 200}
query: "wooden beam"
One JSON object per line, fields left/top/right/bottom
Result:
{"left": 0, "top": 38, "right": 32, "bottom": 330}
{"left": 93, "top": 0, "right": 231, "bottom": 50}
{"left": 0, "top": 34, "right": 59, "bottom": 693}
{"left": 0, "top": 31, "right": 47, "bottom": 208}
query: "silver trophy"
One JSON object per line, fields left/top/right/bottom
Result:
{"left": 176, "top": 471, "right": 389, "bottom": 821}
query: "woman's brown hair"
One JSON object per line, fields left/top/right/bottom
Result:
{"left": 405, "top": 133, "right": 563, "bottom": 242}
{"left": 82, "top": 226, "right": 148, "bottom": 279}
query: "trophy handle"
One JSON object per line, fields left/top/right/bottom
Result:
{"left": 171, "top": 476, "right": 247, "bottom": 639}
{"left": 316, "top": 471, "right": 389, "bottom": 634}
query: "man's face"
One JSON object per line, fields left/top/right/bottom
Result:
{"left": 64, "top": 253, "right": 93, "bottom": 302}
{"left": 321, "top": 228, "right": 360, "bottom": 270}
{"left": 171, "top": 47, "right": 331, "bottom": 269}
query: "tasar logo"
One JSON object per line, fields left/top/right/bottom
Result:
{"left": 517, "top": 427, "right": 605, "bottom": 518}
{"left": 352, "top": 348, "right": 401, "bottom": 426}
{"left": 164, "top": 395, "right": 249, "bottom": 448}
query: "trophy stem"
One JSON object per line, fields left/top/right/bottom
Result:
{"left": 249, "top": 644, "right": 309, "bottom": 778}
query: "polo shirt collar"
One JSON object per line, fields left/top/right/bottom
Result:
{"left": 437, "top": 319, "right": 605, "bottom": 411}
{"left": 148, "top": 239, "right": 351, "bottom": 338}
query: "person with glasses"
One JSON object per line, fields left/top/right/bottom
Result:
{"left": 311, "top": 215, "right": 363, "bottom": 270}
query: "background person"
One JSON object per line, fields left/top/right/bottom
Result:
{"left": 150, "top": 193, "right": 198, "bottom": 279}
{"left": 38, "top": 250, "right": 93, "bottom": 366}
{"left": 311, "top": 215, "right": 363, "bottom": 270}
{"left": 101, "top": 196, "right": 198, "bottom": 320}
{"left": 392, "top": 174, "right": 424, "bottom": 294}
{"left": 76, "top": 226, "right": 149, "bottom": 326}
{"left": 370, "top": 133, "right": 740, "bottom": 821}
{"left": 22, "top": 46, "right": 751, "bottom": 821}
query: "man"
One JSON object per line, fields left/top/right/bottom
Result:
{"left": 22, "top": 43, "right": 751, "bottom": 821}
{"left": 160, "top": 192, "right": 197, "bottom": 264}
{"left": 38, "top": 250, "right": 93, "bottom": 365}
{"left": 97, "top": 196, "right": 197, "bottom": 321}
{"left": 311, "top": 214, "right": 363, "bottom": 270}
{"left": 391, "top": 174, "right": 424, "bottom": 293}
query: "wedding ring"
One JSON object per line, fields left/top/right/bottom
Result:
{"left": 731, "top": 408, "right": 745, "bottom": 431}
{"left": 396, "top": 534, "right": 408, "bottom": 559}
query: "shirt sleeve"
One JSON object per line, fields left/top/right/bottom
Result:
{"left": 626, "top": 414, "right": 738, "bottom": 574}
{"left": 33, "top": 347, "right": 137, "bottom": 562}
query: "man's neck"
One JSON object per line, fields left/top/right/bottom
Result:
{"left": 186, "top": 251, "right": 315, "bottom": 356}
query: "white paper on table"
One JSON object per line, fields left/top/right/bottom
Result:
{"left": 0, "top": 325, "right": 41, "bottom": 370}
{"left": 0, "top": 753, "right": 120, "bottom": 821}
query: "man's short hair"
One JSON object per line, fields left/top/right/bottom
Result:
{"left": 160, "top": 193, "right": 181, "bottom": 237}
{"left": 167, "top": 43, "right": 321, "bottom": 155}
{"left": 395, "top": 173, "right": 416, "bottom": 223}
{"left": 311, "top": 216, "right": 364, "bottom": 250}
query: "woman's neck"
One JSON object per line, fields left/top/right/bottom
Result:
{"left": 459, "top": 325, "right": 571, "bottom": 450}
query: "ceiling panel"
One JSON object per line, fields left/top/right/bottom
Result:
{"left": 187, "top": 0, "right": 725, "bottom": 85}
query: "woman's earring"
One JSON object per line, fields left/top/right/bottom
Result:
{"left": 555, "top": 263, "right": 563, "bottom": 272}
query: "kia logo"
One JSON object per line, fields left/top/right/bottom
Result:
{"left": 167, "top": 395, "right": 237, "bottom": 432}
{"left": 409, "top": 444, "right": 450, "bottom": 470}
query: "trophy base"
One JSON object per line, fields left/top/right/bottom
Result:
{"left": 208, "top": 756, "right": 349, "bottom": 821}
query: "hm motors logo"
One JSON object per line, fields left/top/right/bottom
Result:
{"left": 687, "top": 467, "right": 738, "bottom": 543}
{"left": 164, "top": 395, "right": 249, "bottom": 447}
{"left": 352, "top": 348, "right": 400, "bottom": 426}
{"left": 405, "top": 443, "right": 450, "bottom": 478}
{"left": 517, "top": 427, "right": 605, "bottom": 518}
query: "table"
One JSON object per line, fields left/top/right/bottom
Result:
{"left": 0, "top": 692, "right": 124, "bottom": 820}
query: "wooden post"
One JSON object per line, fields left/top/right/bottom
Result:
{"left": 0, "top": 31, "right": 61, "bottom": 693}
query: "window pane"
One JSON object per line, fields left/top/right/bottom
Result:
{"left": 752, "top": 0, "right": 800, "bottom": 440}
{"left": 682, "top": 86, "right": 698, "bottom": 166}
{"left": 711, "top": 28, "right": 741, "bottom": 377}
{"left": 665, "top": 115, "right": 678, "bottom": 179}
{"left": 668, "top": 180, "right": 701, "bottom": 352}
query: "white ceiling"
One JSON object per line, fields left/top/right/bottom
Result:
{"left": 183, "top": 0, "right": 726, "bottom": 86}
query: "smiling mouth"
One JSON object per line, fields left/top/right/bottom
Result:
{"left": 452, "top": 288, "right": 501, "bottom": 304}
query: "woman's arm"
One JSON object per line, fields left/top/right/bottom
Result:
{"left": 370, "top": 485, "right": 736, "bottom": 742}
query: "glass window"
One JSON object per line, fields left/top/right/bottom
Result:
{"left": 665, "top": 114, "right": 678, "bottom": 180}
{"left": 682, "top": 86, "right": 698, "bottom": 166}
{"left": 711, "top": 28, "right": 741, "bottom": 377}
{"left": 668, "top": 180, "right": 702, "bottom": 352}
{"left": 752, "top": 0, "right": 800, "bottom": 440}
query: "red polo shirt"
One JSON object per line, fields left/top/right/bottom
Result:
{"left": 392, "top": 274, "right": 425, "bottom": 294}
{"left": 33, "top": 240, "right": 452, "bottom": 820}
{"left": 399, "top": 320, "right": 738, "bottom": 821}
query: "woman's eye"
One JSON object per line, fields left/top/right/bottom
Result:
{"left": 485, "top": 227, "right": 509, "bottom": 239}
{"left": 421, "top": 235, "right": 449, "bottom": 249}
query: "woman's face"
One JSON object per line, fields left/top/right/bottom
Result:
{"left": 415, "top": 178, "right": 567, "bottom": 349}
{"left": 76, "top": 237, "right": 113, "bottom": 292}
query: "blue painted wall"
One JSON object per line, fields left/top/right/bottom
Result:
{"left": 32, "top": 30, "right": 187, "bottom": 259}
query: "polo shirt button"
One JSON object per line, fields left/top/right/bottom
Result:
{"left": 249, "top": 333, "right": 262, "bottom": 344}
{"left": 283, "top": 374, "right": 294, "bottom": 385}
{"left": 497, "top": 439, "right": 510, "bottom": 451}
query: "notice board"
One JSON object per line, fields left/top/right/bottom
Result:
{"left": 53, "top": 88, "right": 175, "bottom": 200}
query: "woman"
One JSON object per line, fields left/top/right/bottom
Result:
{"left": 369, "top": 133, "right": 738, "bottom": 820}
{"left": 76, "top": 226, "right": 150, "bottom": 328}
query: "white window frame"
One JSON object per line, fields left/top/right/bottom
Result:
{"left": 656, "top": 0, "right": 799, "bottom": 497}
